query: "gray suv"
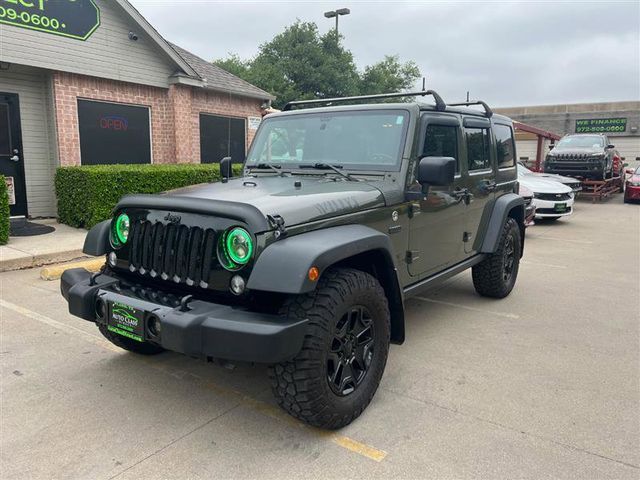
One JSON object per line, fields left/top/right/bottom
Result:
{"left": 545, "top": 133, "right": 621, "bottom": 180}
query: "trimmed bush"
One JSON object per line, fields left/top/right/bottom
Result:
{"left": 0, "top": 175, "right": 9, "bottom": 245}
{"left": 55, "top": 164, "right": 243, "bottom": 229}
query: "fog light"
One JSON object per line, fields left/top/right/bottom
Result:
{"left": 108, "top": 251, "right": 117, "bottom": 267}
{"left": 230, "top": 275, "right": 245, "bottom": 295}
{"left": 95, "top": 298, "right": 106, "bottom": 320}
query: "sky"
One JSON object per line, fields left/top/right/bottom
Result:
{"left": 129, "top": 0, "right": 640, "bottom": 107}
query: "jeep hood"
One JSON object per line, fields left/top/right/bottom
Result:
{"left": 549, "top": 146, "right": 603, "bottom": 156}
{"left": 163, "top": 175, "right": 386, "bottom": 227}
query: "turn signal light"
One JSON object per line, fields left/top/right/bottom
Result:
{"left": 308, "top": 266, "right": 320, "bottom": 282}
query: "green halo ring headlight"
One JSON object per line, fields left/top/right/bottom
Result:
{"left": 225, "top": 227, "right": 253, "bottom": 265}
{"left": 218, "top": 227, "right": 253, "bottom": 270}
{"left": 112, "top": 213, "right": 130, "bottom": 246}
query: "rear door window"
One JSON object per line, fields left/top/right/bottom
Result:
{"left": 494, "top": 124, "right": 516, "bottom": 169}
{"left": 466, "top": 127, "right": 491, "bottom": 171}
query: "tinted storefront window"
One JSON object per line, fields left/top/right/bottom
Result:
{"left": 200, "top": 114, "right": 246, "bottom": 163}
{"left": 78, "top": 100, "right": 151, "bottom": 165}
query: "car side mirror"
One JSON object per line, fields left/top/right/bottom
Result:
{"left": 626, "top": 168, "right": 635, "bottom": 175}
{"left": 606, "top": 144, "right": 615, "bottom": 149}
{"left": 417, "top": 156, "right": 456, "bottom": 190}
{"left": 548, "top": 144, "right": 555, "bottom": 150}
{"left": 220, "top": 156, "right": 232, "bottom": 183}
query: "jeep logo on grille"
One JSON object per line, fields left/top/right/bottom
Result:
{"left": 164, "top": 213, "right": 181, "bottom": 224}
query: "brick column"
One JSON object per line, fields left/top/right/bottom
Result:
{"left": 169, "top": 84, "right": 195, "bottom": 163}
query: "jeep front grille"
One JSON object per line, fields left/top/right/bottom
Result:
{"left": 128, "top": 220, "right": 217, "bottom": 288}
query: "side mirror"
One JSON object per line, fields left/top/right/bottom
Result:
{"left": 417, "top": 156, "right": 456, "bottom": 189}
{"left": 626, "top": 168, "right": 635, "bottom": 175}
{"left": 606, "top": 144, "right": 615, "bottom": 149}
{"left": 219, "top": 156, "right": 232, "bottom": 183}
{"left": 548, "top": 144, "right": 555, "bottom": 150}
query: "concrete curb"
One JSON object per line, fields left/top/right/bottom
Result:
{"left": 0, "top": 249, "right": 88, "bottom": 273}
{"left": 40, "top": 257, "right": 105, "bottom": 281}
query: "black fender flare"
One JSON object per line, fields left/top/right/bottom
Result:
{"left": 83, "top": 220, "right": 111, "bottom": 256}
{"left": 479, "top": 193, "right": 525, "bottom": 256}
{"left": 247, "top": 224, "right": 406, "bottom": 344}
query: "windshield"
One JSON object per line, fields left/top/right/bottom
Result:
{"left": 246, "top": 110, "right": 409, "bottom": 171}
{"left": 555, "top": 135, "right": 603, "bottom": 150}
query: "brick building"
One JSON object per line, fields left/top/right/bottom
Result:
{"left": 0, "top": 0, "right": 273, "bottom": 218}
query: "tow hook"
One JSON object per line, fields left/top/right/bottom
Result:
{"left": 268, "top": 215, "right": 287, "bottom": 239}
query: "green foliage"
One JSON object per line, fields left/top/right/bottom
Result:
{"left": 0, "top": 175, "right": 9, "bottom": 245}
{"left": 55, "top": 164, "right": 242, "bottom": 229}
{"left": 359, "top": 55, "right": 421, "bottom": 96}
{"left": 213, "top": 21, "right": 420, "bottom": 109}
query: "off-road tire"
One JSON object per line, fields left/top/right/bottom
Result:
{"left": 269, "top": 268, "right": 390, "bottom": 429}
{"left": 98, "top": 324, "right": 164, "bottom": 355}
{"left": 472, "top": 217, "right": 521, "bottom": 298}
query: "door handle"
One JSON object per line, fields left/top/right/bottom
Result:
{"left": 453, "top": 187, "right": 472, "bottom": 205}
{"left": 9, "top": 149, "right": 19, "bottom": 162}
{"left": 482, "top": 180, "right": 497, "bottom": 192}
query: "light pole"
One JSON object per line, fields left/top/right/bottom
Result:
{"left": 324, "top": 8, "right": 350, "bottom": 36}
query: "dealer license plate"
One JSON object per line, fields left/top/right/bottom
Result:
{"left": 554, "top": 203, "right": 567, "bottom": 213}
{"left": 108, "top": 301, "right": 145, "bottom": 342}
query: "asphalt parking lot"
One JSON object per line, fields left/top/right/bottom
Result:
{"left": 1, "top": 195, "right": 638, "bottom": 479}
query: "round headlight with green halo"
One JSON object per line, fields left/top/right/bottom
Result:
{"left": 225, "top": 227, "right": 253, "bottom": 265}
{"left": 112, "top": 212, "right": 130, "bottom": 247}
{"left": 218, "top": 227, "right": 253, "bottom": 269}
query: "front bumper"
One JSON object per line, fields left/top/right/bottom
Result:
{"left": 625, "top": 185, "right": 640, "bottom": 201}
{"left": 545, "top": 162, "right": 604, "bottom": 179}
{"left": 533, "top": 196, "right": 575, "bottom": 218}
{"left": 61, "top": 268, "right": 308, "bottom": 364}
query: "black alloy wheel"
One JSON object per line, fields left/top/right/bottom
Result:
{"left": 327, "top": 305, "right": 375, "bottom": 396}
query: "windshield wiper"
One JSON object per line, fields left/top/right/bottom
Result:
{"left": 299, "top": 163, "right": 355, "bottom": 181}
{"left": 249, "top": 163, "right": 286, "bottom": 176}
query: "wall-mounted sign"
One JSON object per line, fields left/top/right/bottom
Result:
{"left": 5, "top": 176, "right": 15, "bottom": 205}
{"left": 248, "top": 116, "right": 262, "bottom": 131}
{"left": 0, "top": 0, "right": 100, "bottom": 41}
{"left": 575, "top": 118, "right": 627, "bottom": 134}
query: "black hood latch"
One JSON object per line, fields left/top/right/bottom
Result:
{"left": 267, "top": 215, "right": 288, "bottom": 239}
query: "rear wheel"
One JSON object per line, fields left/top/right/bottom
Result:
{"left": 472, "top": 217, "right": 521, "bottom": 298}
{"left": 269, "top": 268, "right": 390, "bottom": 429}
{"left": 98, "top": 324, "right": 164, "bottom": 355}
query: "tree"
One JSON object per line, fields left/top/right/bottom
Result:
{"left": 359, "top": 55, "right": 421, "bottom": 95}
{"left": 213, "top": 21, "right": 420, "bottom": 108}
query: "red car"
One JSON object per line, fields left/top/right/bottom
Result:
{"left": 624, "top": 166, "right": 640, "bottom": 203}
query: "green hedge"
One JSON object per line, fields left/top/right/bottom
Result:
{"left": 55, "top": 164, "right": 243, "bottom": 229}
{"left": 0, "top": 175, "right": 9, "bottom": 245}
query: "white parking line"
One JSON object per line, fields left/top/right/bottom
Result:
{"left": 414, "top": 296, "right": 520, "bottom": 319}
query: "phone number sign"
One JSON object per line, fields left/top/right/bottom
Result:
{"left": 575, "top": 118, "right": 627, "bottom": 134}
{"left": 0, "top": 0, "right": 100, "bottom": 41}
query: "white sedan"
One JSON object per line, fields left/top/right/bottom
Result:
{"left": 518, "top": 163, "right": 582, "bottom": 193}
{"left": 518, "top": 171, "right": 575, "bottom": 220}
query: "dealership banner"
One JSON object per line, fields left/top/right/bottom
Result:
{"left": 0, "top": 0, "right": 100, "bottom": 41}
{"left": 575, "top": 118, "right": 627, "bottom": 134}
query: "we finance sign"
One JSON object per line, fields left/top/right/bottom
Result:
{"left": 0, "top": 0, "right": 100, "bottom": 41}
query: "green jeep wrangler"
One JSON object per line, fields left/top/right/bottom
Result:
{"left": 61, "top": 91, "right": 524, "bottom": 429}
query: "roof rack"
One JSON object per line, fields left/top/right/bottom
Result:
{"left": 448, "top": 100, "right": 493, "bottom": 118}
{"left": 283, "top": 90, "right": 447, "bottom": 112}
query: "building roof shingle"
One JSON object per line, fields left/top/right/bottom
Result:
{"left": 170, "top": 43, "right": 274, "bottom": 101}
